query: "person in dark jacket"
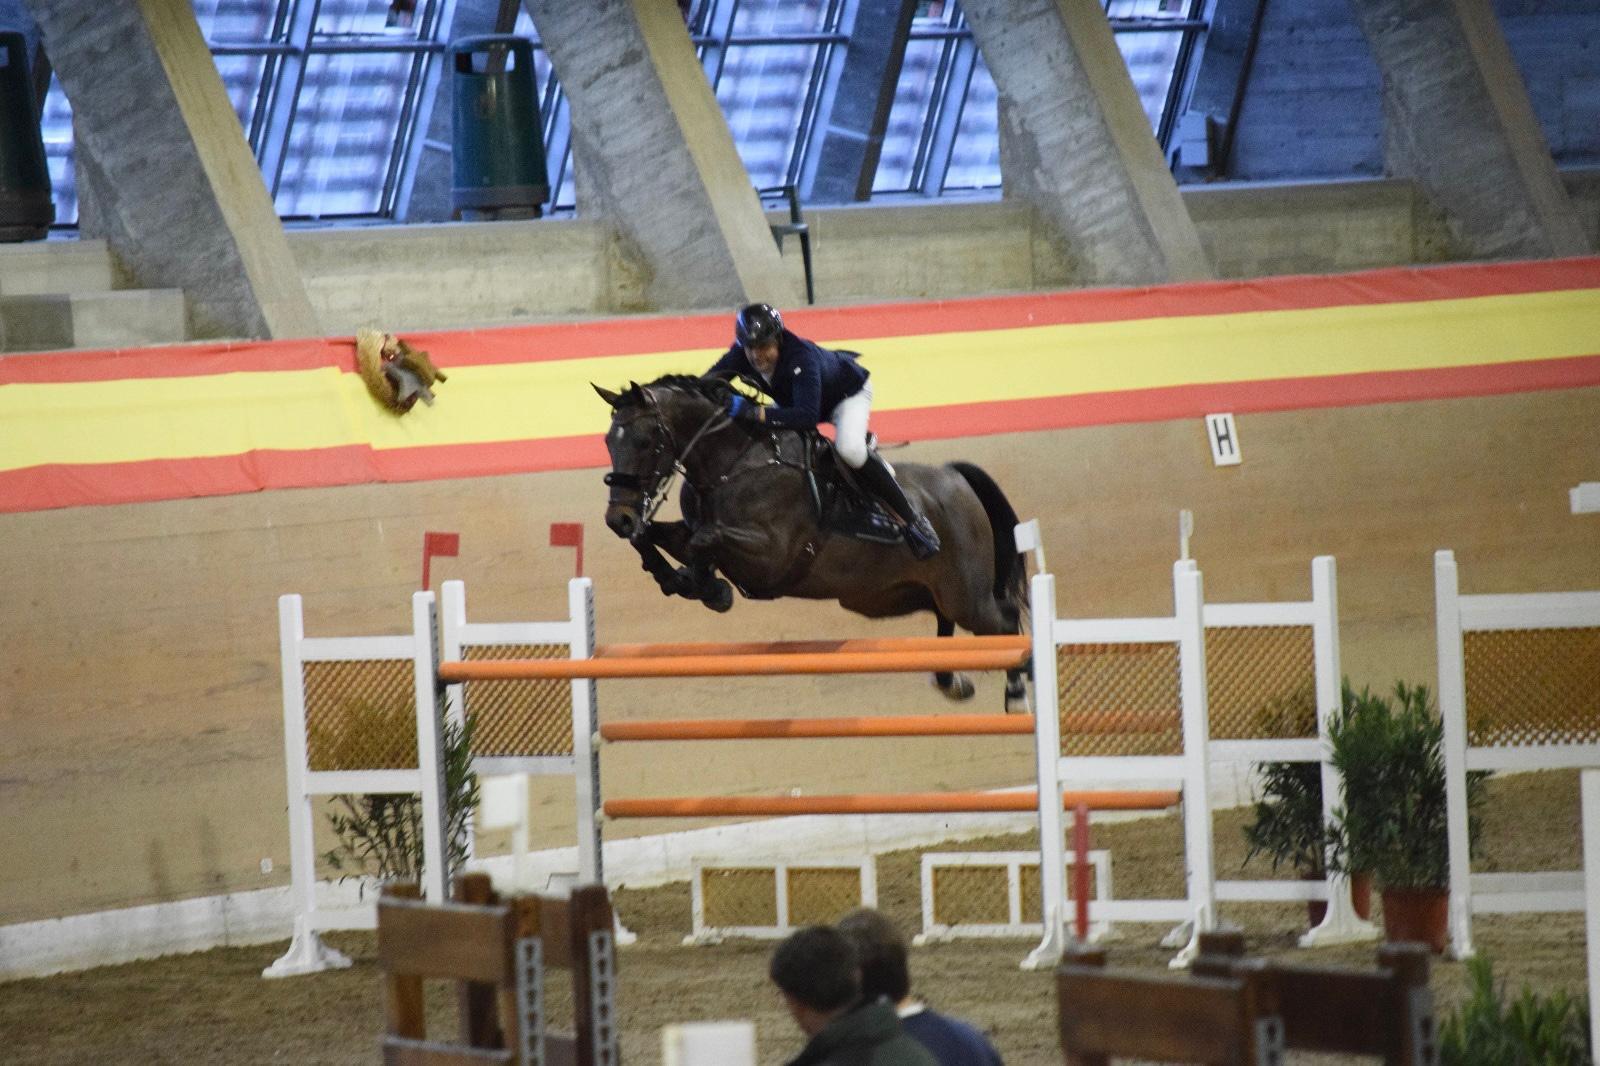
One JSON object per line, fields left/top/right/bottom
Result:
{"left": 706, "top": 302, "right": 941, "bottom": 559}
{"left": 837, "top": 908, "right": 1004, "bottom": 1066}
{"left": 770, "top": 925, "right": 937, "bottom": 1066}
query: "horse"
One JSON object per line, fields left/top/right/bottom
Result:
{"left": 593, "top": 374, "right": 1030, "bottom": 711}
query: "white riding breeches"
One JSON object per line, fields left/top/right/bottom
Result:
{"left": 831, "top": 382, "right": 873, "bottom": 469}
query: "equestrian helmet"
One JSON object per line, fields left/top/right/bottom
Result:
{"left": 735, "top": 303, "right": 783, "bottom": 348}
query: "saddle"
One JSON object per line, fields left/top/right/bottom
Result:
{"left": 802, "top": 433, "right": 903, "bottom": 546}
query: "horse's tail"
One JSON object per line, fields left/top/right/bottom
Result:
{"left": 949, "top": 462, "right": 1027, "bottom": 609}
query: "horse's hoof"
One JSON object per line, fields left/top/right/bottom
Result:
{"left": 937, "top": 674, "right": 976, "bottom": 702}
{"left": 1005, "top": 679, "right": 1032, "bottom": 714}
{"left": 701, "top": 579, "right": 734, "bottom": 613}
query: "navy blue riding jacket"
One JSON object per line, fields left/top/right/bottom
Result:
{"left": 706, "top": 329, "right": 868, "bottom": 430}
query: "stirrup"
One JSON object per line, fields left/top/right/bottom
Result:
{"left": 904, "top": 514, "right": 941, "bottom": 560}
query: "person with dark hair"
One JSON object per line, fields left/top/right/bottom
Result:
{"left": 768, "top": 925, "right": 937, "bottom": 1066}
{"left": 706, "top": 302, "right": 941, "bottom": 559}
{"left": 836, "top": 908, "right": 1004, "bottom": 1066}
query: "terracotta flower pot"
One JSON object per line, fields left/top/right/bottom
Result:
{"left": 1349, "top": 871, "right": 1374, "bottom": 920}
{"left": 1380, "top": 886, "right": 1449, "bottom": 953}
{"left": 1304, "top": 872, "right": 1374, "bottom": 928}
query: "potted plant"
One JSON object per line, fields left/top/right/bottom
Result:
{"left": 1242, "top": 757, "right": 1330, "bottom": 925}
{"left": 321, "top": 697, "right": 481, "bottom": 894}
{"left": 1326, "top": 681, "right": 1486, "bottom": 951}
{"left": 1240, "top": 683, "right": 1368, "bottom": 926}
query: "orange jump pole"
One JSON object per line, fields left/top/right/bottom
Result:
{"left": 601, "top": 715, "right": 1038, "bottom": 741}
{"left": 594, "top": 635, "right": 1031, "bottom": 658}
{"left": 602, "top": 790, "right": 1181, "bottom": 818}
{"left": 438, "top": 647, "right": 1028, "bottom": 682}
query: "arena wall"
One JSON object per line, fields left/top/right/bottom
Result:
{"left": 2, "top": 262, "right": 1596, "bottom": 930}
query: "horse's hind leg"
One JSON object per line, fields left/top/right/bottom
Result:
{"left": 933, "top": 612, "right": 976, "bottom": 701}
{"left": 942, "top": 583, "right": 1030, "bottom": 713}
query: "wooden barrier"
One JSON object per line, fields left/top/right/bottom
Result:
{"left": 378, "top": 873, "right": 619, "bottom": 1066}
{"left": 599, "top": 713, "right": 1177, "bottom": 741}
{"left": 1057, "top": 946, "right": 1284, "bottom": 1065}
{"left": 1192, "top": 933, "right": 1437, "bottom": 1065}
{"left": 601, "top": 714, "right": 1036, "bottom": 741}
{"left": 439, "top": 646, "right": 1029, "bottom": 681}
{"left": 595, "top": 634, "right": 1031, "bottom": 658}
{"left": 602, "top": 789, "right": 1181, "bottom": 818}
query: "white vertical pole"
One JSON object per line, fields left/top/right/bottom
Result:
{"left": 413, "top": 591, "right": 449, "bottom": 903}
{"left": 1172, "top": 560, "right": 1215, "bottom": 968}
{"left": 1022, "top": 571, "right": 1065, "bottom": 970}
{"left": 570, "top": 578, "right": 602, "bottom": 886}
{"left": 1303, "top": 556, "right": 1378, "bottom": 945}
{"left": 279, "top": 596, "right": 316, "bottom": 933}
{"left": 1012, "top": 518, "right": 1047, "bottom": 575}
{"left": 1582, "top": 770, "right": 1599, "bottom": 1061}
{"left": 262, "top": 595, "right": 351, "bottom": 977}
{"left": 439, "top": 580, "right": 474, "bottom": 866}
{"left": 1435, "top": 549, "right": 1476, "bottom": 958}
{"left": 440, "top": 580, "right": 468, "bottom": 731}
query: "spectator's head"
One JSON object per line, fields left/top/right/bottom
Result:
{"left": 837, "top": 907, "right": 912, "bottom": 1004}
{"left": 769, "top": 925, "right": 861, "bottom": 1034}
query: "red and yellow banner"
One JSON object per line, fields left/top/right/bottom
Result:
{"left": 3, "top": 257, "right": 1598, "bottom": 514}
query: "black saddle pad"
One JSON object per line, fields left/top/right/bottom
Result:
{"left": 811, "top": 435, "right": 902, "bottom": 546}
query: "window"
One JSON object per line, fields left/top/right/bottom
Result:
{"left": 38, "top": 0, "right": 1208, "bottom": 225}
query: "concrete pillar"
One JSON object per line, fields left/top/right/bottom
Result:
{"left": 521, "top": 0, "right": 796, "bottom": 311}
{"left": 1348, "top": 0, "right": 1591, "bottom": 258}
{"left": 800, "top": 0, "right": 918, "bottom": 204}
{"left": 25, "top": 0, "right": 319, "bottom": 339}
{"left": 964, "top": 0, "right": 1212, "bottom": 285}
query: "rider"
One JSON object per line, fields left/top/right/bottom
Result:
{"left": 706, "top": 302, "right": 941, "bottom": 560}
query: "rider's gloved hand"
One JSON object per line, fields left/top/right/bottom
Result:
{"left": 725, "top": 394, "right": 755, "bottom": 420}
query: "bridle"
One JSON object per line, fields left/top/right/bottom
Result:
{"left": 604, "top": 387, "right": 736, "bottom": 532}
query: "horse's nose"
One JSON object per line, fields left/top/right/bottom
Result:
{"left": 607, "top": 509, "right": 636, "bottom": 540}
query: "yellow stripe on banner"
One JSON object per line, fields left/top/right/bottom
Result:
{"left": 0, "top": 349, "right": 721, "bottom": 470}
{"left": 2, "top": 289, "right": 1597, "bottom": 472}
{"left": 850, "top": 288, "right": 1600, "bottom": 411}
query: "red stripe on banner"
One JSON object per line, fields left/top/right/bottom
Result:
{"left": 4, "top": 353, "right": 1595, "bottom": 515}
{"left": 2, "top": 257, "right": 1597, "bottom": 384}
{"left": 783, "top": 256, "right": 1600, "bottom": 349}
{"left": 0, "top": 437, "right": 609, "bottom": 514}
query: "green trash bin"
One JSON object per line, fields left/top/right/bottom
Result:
{"left": 450, "top": 35, "right": 549, "bottom": 220}
{"left": 0, "top": 32, "right": 54, "bottom": 242}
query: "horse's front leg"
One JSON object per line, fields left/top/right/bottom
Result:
{"left": 648, "top": 521, "right": 734, "bottom": 613}
{"left": 629, "top": 523, "right": 699, "bottom": 600}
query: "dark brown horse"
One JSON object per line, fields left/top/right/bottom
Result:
{"left": 594, "top": 374, "right": 1029, "bottom": 710}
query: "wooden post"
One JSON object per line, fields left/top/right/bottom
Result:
{"left": 1191, "top": 929, "right": 1246, "bottom": 978}
{"left": 380, "top": 881, "right": 427, "bottom": 1042}
{"left": 454, "top": 872, "right": 502, "bottom": 1050}
{"left": 1377, "top": 942, "right": 1435, "bottom": 1066}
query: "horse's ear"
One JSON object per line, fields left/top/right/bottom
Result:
{"left": 593, "top": 384, "right": 622, "bottom": 407}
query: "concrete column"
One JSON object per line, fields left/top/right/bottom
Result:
{"left": 964, "top": 0, "right": 1212, "bottom": 285}
{"left": 25, "top": 0, "right": 319, "bottom": 339}
{"left": 800, "top": 0, "right": 918, "bottom": 204}
{"left": 522, "top": 0, "right": 796, "bottom": 311}
{"left": 1348, "top": 0, "right": 1590, "bottom": 257}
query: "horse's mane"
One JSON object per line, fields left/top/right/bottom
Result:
{"left": 621, "top": 373, "right": 742, "bottom": 406}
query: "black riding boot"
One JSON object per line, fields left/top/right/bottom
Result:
{"left": 855, "top": 453, "right": 941, "bottom": 559}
